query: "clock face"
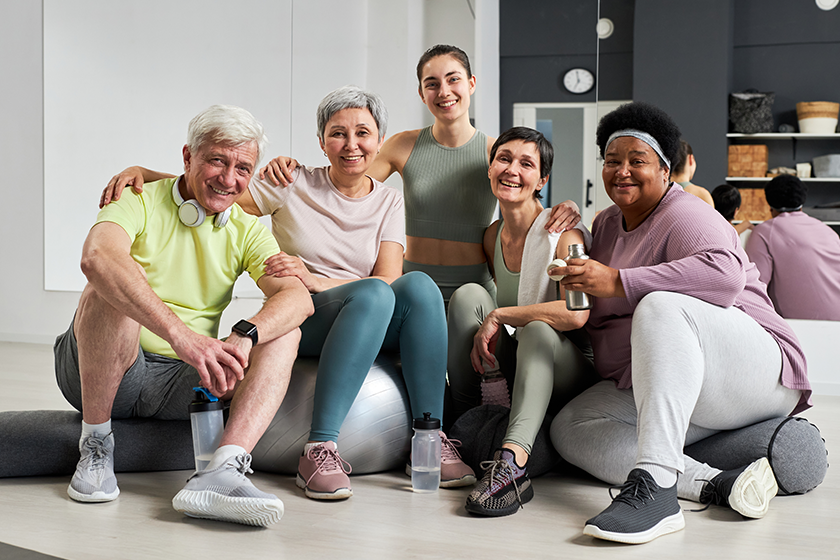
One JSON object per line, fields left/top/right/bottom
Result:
{"left": 563, "top": 68, "right": 595, "bottom": 94}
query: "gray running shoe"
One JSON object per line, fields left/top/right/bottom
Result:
{"left": 584, "top": 469, "right": 685, "bottom": 544}
{"left": 68, "top": 432, "right": 120, "bottom": 503}
{"left": 172, "top": 453, "right": 284, "bottom": 527}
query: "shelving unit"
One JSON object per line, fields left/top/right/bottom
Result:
{"left": 726, "top": 133, "right": 840, "bottom": 232}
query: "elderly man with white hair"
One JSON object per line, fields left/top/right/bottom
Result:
{"left": 53, "top": 105, "right": 313, "bottom": 527}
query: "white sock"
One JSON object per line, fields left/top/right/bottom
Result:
{"left": 303, "top": 441, "right": 327, "bottom": 454}
{"left": 206, "top": 444, "right": 247, "bottom": 470}
{"left": 636, "top": 463, "right": 678, "bottom": 488}
{"left": 81, "top": 419, "right": 111, "bottom": 439}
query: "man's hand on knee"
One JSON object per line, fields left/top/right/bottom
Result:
{"left": 172, "top": 331, "right": 248, "bottom": 397}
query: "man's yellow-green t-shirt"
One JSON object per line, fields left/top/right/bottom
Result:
{"left": 94, "top": 177, "right": 280, "bottom": 358}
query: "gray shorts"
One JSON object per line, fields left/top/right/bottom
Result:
{"left": 54, "top": 318, "right": 201, "bottom": 420}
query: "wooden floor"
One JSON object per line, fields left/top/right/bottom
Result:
{"left": 0, "top": 341, "right": 837, "bottom": 559}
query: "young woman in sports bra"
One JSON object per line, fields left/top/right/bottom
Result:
{"left": 257, "top": 45, "right": 581, "bottom": 305}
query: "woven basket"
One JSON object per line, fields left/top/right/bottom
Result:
{"left": 796, "top": 102, "right": 840, "bottom": 120}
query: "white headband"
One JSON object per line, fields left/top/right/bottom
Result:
{"left": 606, "top": 129, "right": 671, "bottom": 170}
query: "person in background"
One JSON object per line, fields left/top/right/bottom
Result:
{"left": 551, "top": 101, "right": 810, "bottom": 544}
{"left": 712, "top": 183, "right": 754, "bottom": 235}
{"left": 255, "top": 45, "right": 581, "bottom": 307}
{"left": 744, "top": 174, "right": 840, "bottom": 321}
{"left": 56, "top": 105, "right": 313, "bottom": 527}
{"left": 670, "top": 139, "right": 714, "bottom": 207}
{"left": 447, "top": 127, "right": 598, "bottom": 517}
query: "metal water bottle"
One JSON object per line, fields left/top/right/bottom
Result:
{"left": 565, "top": 243, "right": 593, "bottom": 310}
{"left": 189, "top": 387, "right": 225, "bottom": 472}
{"left": 410, "top": 412, "right": 441, "bottom": 493}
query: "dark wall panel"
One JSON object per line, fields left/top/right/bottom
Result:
{"left": 733, "top": 43, "right": 840, "bottom": 128}
{"left": 499, "top": 0, "right": 635, "bottom": 130}
{"left": 499, "top": 1, "right": 597, "bottom": 57}
{"left": 733, "top": 0, "right": 840, "bottom": 46}
{"left": 633, "top": 0, "right": 733, "bottom": 186}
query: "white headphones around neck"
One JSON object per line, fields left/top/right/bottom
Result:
{"left": 171, "top": 178, "right": 230, "bottom": 228}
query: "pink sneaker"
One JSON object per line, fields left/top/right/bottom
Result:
{"left": 439, "top": 432, "right": 476, "bottom": 488}
{"left": 296, "top": 441, "right": 352, "bottom": 500}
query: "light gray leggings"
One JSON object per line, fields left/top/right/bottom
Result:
{"left": 448, "top": 283, "right": 598, "bottom": 455}
{"left": 551, "top": 291, "right": 802, "bottom": 502}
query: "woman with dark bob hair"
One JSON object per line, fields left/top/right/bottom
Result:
{"left": 447, "top": 127, "right": 598, "bottom": 517}
{"left": 550, "top": 102, "right": 811, "bottom": 544}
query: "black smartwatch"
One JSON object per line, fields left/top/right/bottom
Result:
{"left": 232, "top": 319, "right": 259, "bottom": 346}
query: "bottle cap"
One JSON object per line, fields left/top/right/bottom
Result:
{"left": 189, "top": 387, "right": 224, "bottom": 413}
{"left": 413, "top": 412, "right": 440, "bottom": 430}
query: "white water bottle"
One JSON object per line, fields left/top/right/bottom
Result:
{"left": 411, "top": 412, "right": 441, "bottom": 493}
{"left": 189, "top": 387, "right": 224, "bottom": 472}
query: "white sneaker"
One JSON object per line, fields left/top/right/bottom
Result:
{"left": 68, "top": 432, "right": 120, "bottom": 503}
{"left": 172, "top": 453, "right": 283, "bottom": 527}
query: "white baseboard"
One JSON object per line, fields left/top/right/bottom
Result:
{"left": 787, "top": 319, "right": 840, "bottom": 397}
{"left": 0, "top": 332, "right": 58, "bottom": 345}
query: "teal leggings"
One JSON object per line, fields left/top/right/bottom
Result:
{"left": 300, "top": 271, "right": 447, "bottom": 442}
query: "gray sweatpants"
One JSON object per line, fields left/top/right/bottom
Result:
{"left": 550, "top": 291, "right": 802, "bottom": 502}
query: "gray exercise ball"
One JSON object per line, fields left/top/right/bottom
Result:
{"left": 251, "top": 353, "right": 412, "bottom": 475}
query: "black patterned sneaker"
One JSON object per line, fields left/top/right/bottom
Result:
{"left": 464, "top": 448, "right": 533, "bottom": 517}
{"left": 584, "top": 469, "right": 685, "bottom": 544}
{"left": 68, "top": 432, "right": 119, "bottom": 503}
{"left": 698, "top": 457, "right": 777, "bottom": 519}
{"left": 172, "top": 453, "right": 284, "bottom": 527}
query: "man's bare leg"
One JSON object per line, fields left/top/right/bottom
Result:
{"left": 171, "top": 328, "right": 300, "bottom": 527}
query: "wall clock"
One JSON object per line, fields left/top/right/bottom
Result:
{"left": 562, "top": 68, "right": 595, "bottom": 94}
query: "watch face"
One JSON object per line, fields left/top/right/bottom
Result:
{"left": 563, "top": 68, "right": 595, "bottom": 94}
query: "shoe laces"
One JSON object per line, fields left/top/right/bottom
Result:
{"left": 186, "top": 453, "right": 254, "bottom": 483}
{"left": 307, "top": 444, "right": 352, "bottom": 477}
{"left": 609, "top": 475, "right": 656, "bottom": 509}
{"left": 440, "top": 432, "right": 465, "bottom": 463}
{"left": 693, "top": 473, "right": 731, "bottom": 512}
{"left": 478, "top": 457, "right": 525, "bottom": 510}
{"left": 230, "top": 453, "right": 254, "bottom": 476}
{"left": 79, "top": 433, "right": 112, "bottom": 471}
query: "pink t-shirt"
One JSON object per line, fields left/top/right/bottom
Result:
{"left": 745, "top": 211, "right": 840, "bottom": 321}
{"left": 587, "top": 185, "right": 811, "bottom": 414}
{"left": 249, "top": 166, "right": 405, "bottom": 280}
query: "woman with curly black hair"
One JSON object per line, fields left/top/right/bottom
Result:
{"left": 549, "top": 102, "right": 811, "bottom": 544}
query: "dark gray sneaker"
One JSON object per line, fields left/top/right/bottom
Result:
{"left": 68, "top": 432, "right": 119, "bottom": 503}
{"left": 699, "top": 457, "right": 777, "bottom": 518}
{"left": 172, "top": 453, "right": 283, "bottom": 527}
{"left": 465, "top": 448, "right": 533, "bottom": 517}
{"left": 584, "top": 469, "right": 685, "bottom": 544}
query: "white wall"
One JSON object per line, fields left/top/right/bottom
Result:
{"left": 0, "top": 0, "right": 493, "bottom": 343}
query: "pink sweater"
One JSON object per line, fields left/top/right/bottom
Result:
{"left": 745, "top": 211, "right": 840, "bottom": 321}
{"left": 587, "top": 185, "right": 811, "bottom": 414}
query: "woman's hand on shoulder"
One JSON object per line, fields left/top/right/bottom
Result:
{"left": 259, "top": 157, "right": 299, "bottom": 187}
{"left": 560, "top": 258, "right": 625, "bottom": 299}
{"left": 264, "top": 252, "right": 320, "bottom": 293}
{"left": 545, "top": 200, "right": 582, "bottom": 233}
{"left": 101, "top": 166, "right": 146, "bottom": 208}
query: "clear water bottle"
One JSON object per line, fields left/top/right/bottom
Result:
{"left": 411, "top": 412, "right": 441, "bottom": 493}
{"left": 189, "top": 387, "right": 225, "bottom": 472}
{"left": 565, "top": 243, "right": 593, "bottom": 310}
